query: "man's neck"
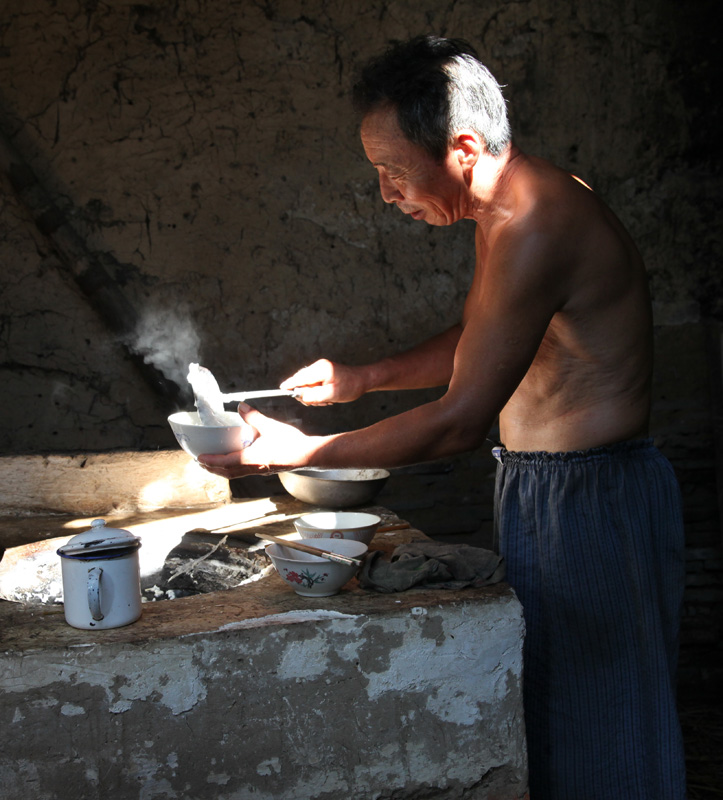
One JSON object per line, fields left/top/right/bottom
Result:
{"left": 467, "top": 144, "right": 524, "bottom": 235}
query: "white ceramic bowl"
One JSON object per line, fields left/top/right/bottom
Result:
{"left": 265, "top": 538, "right": 368, "bottom": 597}
{"left": 168, "top": 410, "right": 253, "bottom": 459}
{"left": 294, "top": 511, "right": 381, "bottom": 546}
{"left": 278, "top": 468, "right": 389, "bottom": 508}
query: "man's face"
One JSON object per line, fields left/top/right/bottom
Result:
{"left": 360, "top": 107, "right": 467, "bottom": 226}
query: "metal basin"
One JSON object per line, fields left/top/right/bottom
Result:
{"left": 278, "top": 468, "right": 389, "bottom": 508}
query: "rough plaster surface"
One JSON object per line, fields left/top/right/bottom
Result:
{"left": 0, "top": 0, "right": 718, "bottom": 454}
{"left": 1, "top": 593, "right": 527, "bottom": 800}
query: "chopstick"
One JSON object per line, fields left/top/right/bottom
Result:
{"left": 254, "top": 532, "right": 364, "bottom": 567}
{"left": 186, "top": 511, "right": 305, "bottom": 536}
{"left": 376, "top": 522, "right": 411, "bottom": 533}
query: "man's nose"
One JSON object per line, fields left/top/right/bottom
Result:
{"left": 378, "top": 173, "right": 403, "bottom": 204}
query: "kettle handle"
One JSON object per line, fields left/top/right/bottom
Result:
{"left": 88, "top": 567, "right": 105, "bottom": 621}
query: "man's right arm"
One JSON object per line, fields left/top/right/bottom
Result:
{"left": 280, "top": 324, "right": 462, "bottom": 405}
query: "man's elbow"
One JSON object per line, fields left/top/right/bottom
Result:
{"left": 434, "top": 401, "right": 493, "bottom": 456}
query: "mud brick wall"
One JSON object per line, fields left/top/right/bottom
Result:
{"left": 653, "top": 324, "right": 723, "bottom": 695}
{"left": 0, "top": 1, "right": 720, "bottom": 691}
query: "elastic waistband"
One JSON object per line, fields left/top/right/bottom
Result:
{"left": 492, "top": 438, "right": 655, "bottom": 466}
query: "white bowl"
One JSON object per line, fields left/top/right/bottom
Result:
{"left": 265, "top": 538, "right": 368, "bottom": 597}
{"left": 294, "top": 511, "right": 381, "bottom": 546}
{"left": 168, "top": 410, "right": 253, "bottom": 459}
{"left": 278, "top": 468, "right": 389, "bottom": 508}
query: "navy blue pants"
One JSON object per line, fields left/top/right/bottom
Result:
{"left": 494, "top": 440, "right": 686, "bottom": 799}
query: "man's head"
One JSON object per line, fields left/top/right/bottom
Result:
{"left": 353, "top": 35, "right": 511, "bottom": 161}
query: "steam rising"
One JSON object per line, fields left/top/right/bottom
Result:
{"left": 127, "top": 306, "right": 201, "bottom": 392}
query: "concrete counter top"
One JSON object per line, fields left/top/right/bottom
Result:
{"left": 0, "top": 495, "right": 514, "bottom": 651}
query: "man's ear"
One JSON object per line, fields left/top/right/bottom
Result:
{"left": 453, "top": 130, "right": 482, "bottom": 170}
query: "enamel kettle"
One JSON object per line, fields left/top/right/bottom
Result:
{"left": 57, "top": 519, "right": 142, "bottom": 630}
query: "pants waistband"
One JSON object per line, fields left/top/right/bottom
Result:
{"left": 492, "top": 438, "right": 655, "bottom": 465}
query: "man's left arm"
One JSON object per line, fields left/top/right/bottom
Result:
{"left": 199, "top": 229, "right": 566, "bottom": 478}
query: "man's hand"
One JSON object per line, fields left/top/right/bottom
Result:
{"left": 280, "top": 359, "right": 366, "bottom": 406}
{"left": 197, "top": 403, "right": 314, "bottom": 479}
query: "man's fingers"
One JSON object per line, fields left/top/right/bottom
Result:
{"left": 280, "top": 359, "right": 334, "bottom": 391}
{"left": 295, "top": 385, "right": 336, "bottom": 406}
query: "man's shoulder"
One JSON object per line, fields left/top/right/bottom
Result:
{"left": 491, "top": 159, "right": 626, "bottom": 273}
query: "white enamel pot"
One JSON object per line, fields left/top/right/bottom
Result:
{"left": 57, "top": 519, "right": 142, "bottom": 630}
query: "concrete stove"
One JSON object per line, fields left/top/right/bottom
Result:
{"left": 0, "top": 451, "right": 527, "bottom": 800}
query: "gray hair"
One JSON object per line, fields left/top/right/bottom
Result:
{"left": 353, "top": 36, "right": 511, "bottom": 160}
{"left": 444, "top": 54, "right": 511, "bottom": 157}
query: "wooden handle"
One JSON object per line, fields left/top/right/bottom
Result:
{"left": 254, "top": 532, "right": 362, "bottom": 567}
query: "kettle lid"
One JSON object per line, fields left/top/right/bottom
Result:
{"left": 57, "top": 519, "right": 142, "bottom": 557}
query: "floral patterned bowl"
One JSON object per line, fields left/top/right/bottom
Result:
{"left": 265, "top": 538, "right": 368, "bottom": 597}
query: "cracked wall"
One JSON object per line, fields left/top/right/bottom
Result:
{"left": 0, "top": 0, "right": 718, "bottom": 454}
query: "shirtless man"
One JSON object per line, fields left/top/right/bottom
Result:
{"left": 200, "top": 36, "right": 686, "bottom": 799}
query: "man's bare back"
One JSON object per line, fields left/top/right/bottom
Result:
{"left": 462, "top": 151, "right": 652, "bottom": 452}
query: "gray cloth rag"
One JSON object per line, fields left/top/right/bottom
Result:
{"left": 359, "top": 541, "right": 505, "bottom": 593}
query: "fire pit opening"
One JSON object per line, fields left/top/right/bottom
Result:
{"left": 141, "top": 531, "right": 269, "bottom": 601}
